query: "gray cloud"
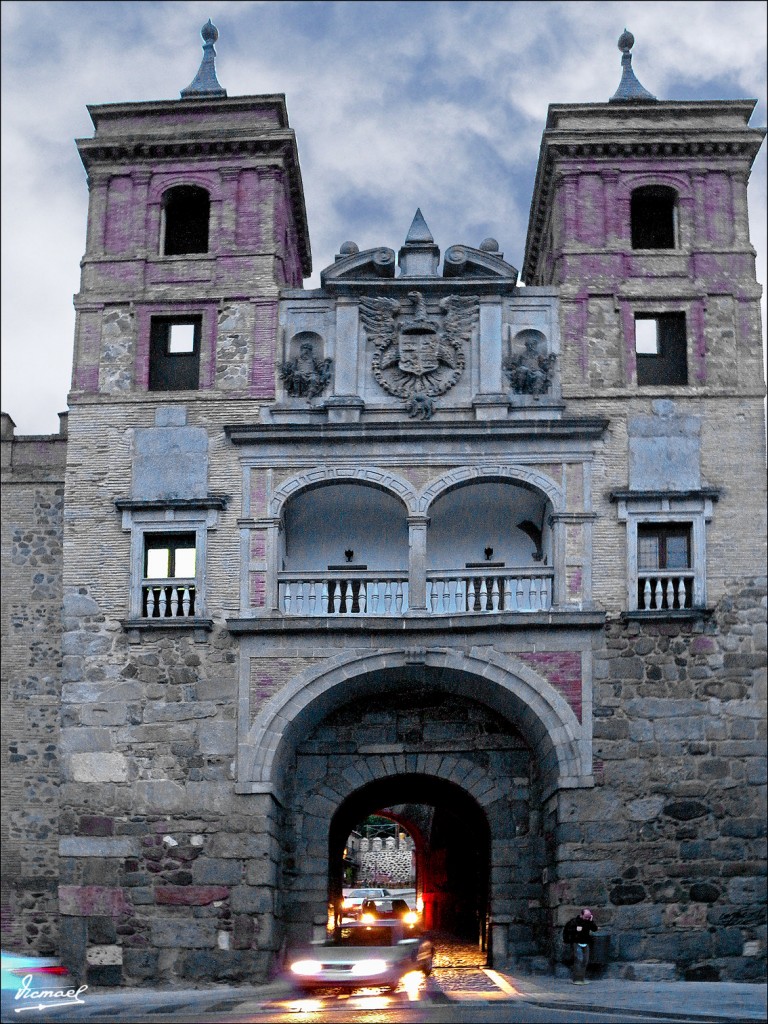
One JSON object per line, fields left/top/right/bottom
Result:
{"left": 1, "top": 0, "right": 765, "bottom": 433}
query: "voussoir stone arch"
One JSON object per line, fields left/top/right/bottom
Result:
{"left": 238, "top": 647, "right": 590, "bottom": 804}
{"left": 418, "top": 465, "right": 564, "bottom": 515}
{"left": 301, "top": 755, "right": 510, "bottom": 827}
{"left": 149, "top": 174, "right": 221, "bottom": 204}
{"left": 618, "top": 172, "right": 692, "bottom": 201}
{"left": 269, "top": 466, "right": 419, "bottom": 517}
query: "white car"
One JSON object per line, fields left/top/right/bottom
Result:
{"left": 341, "top": 887, "right": 392, "bottom": 919}
{"left": 289, "top": 920, "right": 434, "bottom": 992}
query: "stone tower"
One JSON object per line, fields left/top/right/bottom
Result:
{"left": 521, "top": 33, "right": 767, "bottom": 981}
{"left": 56, "top": 24, "right": 312, "bottom": 984}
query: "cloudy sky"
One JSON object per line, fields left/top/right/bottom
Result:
{"left": 2, "top": 0, "right": 766, "bottom": 435}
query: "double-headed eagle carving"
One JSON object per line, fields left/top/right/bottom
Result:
{"left": 360, "top": 291, "right": 478, "bottom": 419}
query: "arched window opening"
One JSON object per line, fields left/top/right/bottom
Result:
{"left": 279, "top": 484, "right": 409, "bottom": 615}
{"left": 161, "top": 185, "right": 210, "bottom": 255}
{"left": 631, "top": 185, "right": 678, "bottom": 249}
{"left": 426, "top": 480, "right": 554, "bottom": 613}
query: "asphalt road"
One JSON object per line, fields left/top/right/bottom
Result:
{"left": 4, "top": 955, "right": 764, "bottom": 1024}
{"left": 1, "top": 977, "right": 735, "bottom": 1024}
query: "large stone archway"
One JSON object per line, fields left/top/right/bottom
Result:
{"left": 235, "top": 647, "right": 594, "bottom": 959}
{"left": 237, "top": 647, "right": 591, "bottom": 803}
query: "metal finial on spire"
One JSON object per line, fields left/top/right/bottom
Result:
{"left": 609, "top": 28, "right": 656, "bottom": 103}
{"left": 181, "top": 20, "right": 227, "bottom": 99}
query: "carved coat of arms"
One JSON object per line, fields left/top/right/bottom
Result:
{"left": 360, "top": 291, "right": 478, "bottom": 418}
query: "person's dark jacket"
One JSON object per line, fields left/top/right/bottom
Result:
{"left": 563, "top": 915, "right": 597, "bottom": 945}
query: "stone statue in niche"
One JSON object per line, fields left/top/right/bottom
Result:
{"left": 361, "top": 290, "right": 478, "bottom": 419}
{"left": 504, "top": 332, "right": 556, "bottom": 396}
{"left": 281, "top": 339, "right": 332, "bottom": 398}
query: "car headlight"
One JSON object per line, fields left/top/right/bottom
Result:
{"left": 360, "top": 912, "right": 376, "bottom": 924}
{"left": 290, "top": 960, "right": 323, "bottom": 976}
{"left": 403, "top": 911, "right": 419, "bottom": 926}
{"left": 351, "top": 959, "right": 388, "bottom": 976}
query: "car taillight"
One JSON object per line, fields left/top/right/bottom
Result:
{"left": 9, "top": 966, "right": 69, "bottom": 977}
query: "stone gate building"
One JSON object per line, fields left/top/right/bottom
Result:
{"left": 1, "top": 25, "right": 766, "bottom": 986}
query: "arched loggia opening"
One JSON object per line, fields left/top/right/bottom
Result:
{"left": 329, "top": 775, "right": 491, "bottom": 953}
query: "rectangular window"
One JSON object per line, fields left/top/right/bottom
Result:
{"left": 635, "top": 313, "right": 687, "bottom": 386}
{"left": 142, "top": 532, "right": 197, "bottom": 618}
{"left": 630, "top": 187, "right": 678, "bottom": 249}
{"left": 637, "top": 524, "right": 693, "bottom": 610}
{"left": 148, "top": 316, "right": 201, "bottom": 391}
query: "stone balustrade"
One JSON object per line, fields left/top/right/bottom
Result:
{"left": 638, "top": 571, "right": 693, "bottom": 611}
{"left": 142, "top": 580, "right": 197, "bottom": 618}
{"left": 278, "top": 567, "right": 553, "bottom": 616}
{"left": 427, "top": 569, "right": 553, "bottom": 613}
{"left": 279, "top": 572, "right": 409, "bottom": 616}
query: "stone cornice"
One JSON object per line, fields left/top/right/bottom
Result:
{"left": 609, "top": 488, "right": 720, "bottom": 503}
{"left": 114, "top": 495, "right": 229, "bottom": 511}
{"left": 226, "top": 609, "right": 606, "bottom": 634}
{"left": 225, "top": 417, "right": 609, "bottom": 446}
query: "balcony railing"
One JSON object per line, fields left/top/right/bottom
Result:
{"left": 638, "top": 571, "right": 694, "bottom": 611}
{"left": 427, "top": 568, "right": 553, "bottom": 614}
{"left": 278, "top": 567, "right": 553, "bottom": 616}
{"left": 279, "top": 572, "right": 409, "bottom": 616}
{"left": 142, "top": 579, "right": 197, "bottom": 618}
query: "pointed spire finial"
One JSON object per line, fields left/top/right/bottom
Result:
{"left": 181, "top": 20, "right": 227, "bottom": 99}
{"left": 398, "top": 209, "right": 440, "bottom": 277}
{"left": 609, "top": 28, "right": 656, "bottom": 103}
{"left": 405, "top": 208, "right": 434, "bottom": 244}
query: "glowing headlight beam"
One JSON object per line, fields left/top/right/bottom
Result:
{"left": 350, "top": 959, "right": 388, "bottom": 975}
{"left": 290, "top": 959, "right": 323, "bottom": 976}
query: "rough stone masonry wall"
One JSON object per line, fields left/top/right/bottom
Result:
{"left": 357, "top": 841, "right": 414, "bottom": 886}
{"left": 1, "top": 431, "right": 66, "bottom": 955}
{"left": 54, "top": 400, "right": 287, "bottom": 986}
{"left": 56, "top": 613, "right": 287, "bottom": 986}
{"left": 554, "top": 577, "right": 767, "bottom": 982}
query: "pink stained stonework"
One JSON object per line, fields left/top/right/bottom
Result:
{"left": 517, "top": 651, "right": 583, "bottom": 722}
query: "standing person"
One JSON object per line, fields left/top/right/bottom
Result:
{"left": 563, "top": 908, "right": 597, "bottom": 984}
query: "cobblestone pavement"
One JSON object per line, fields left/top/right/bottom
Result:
{"left": 429, "top": 933, "right": 506, "bottom": 998}
{"left": 431, "top": 932, "right": 487, "bottom": 969}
